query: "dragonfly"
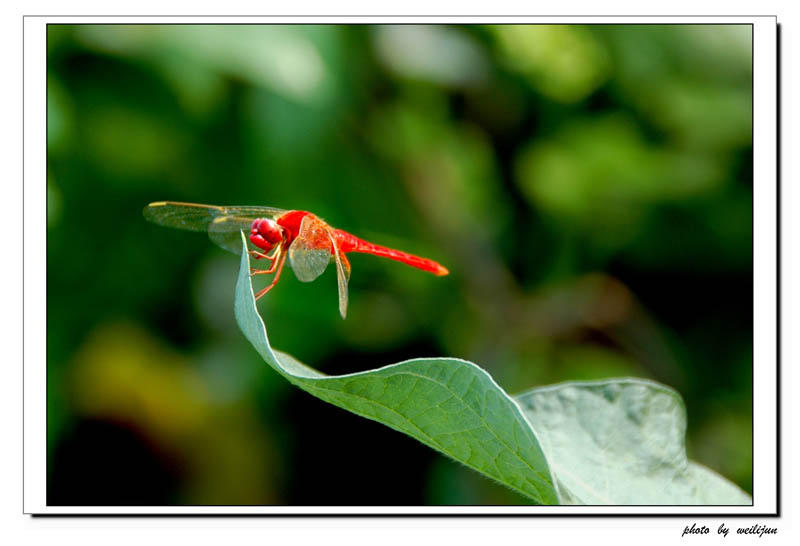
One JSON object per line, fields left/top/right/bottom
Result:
{"left": 143, "top": 201, "right": 449, "bottom": 318}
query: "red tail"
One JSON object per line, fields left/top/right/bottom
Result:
{"left": 334, "top": 230, "right": 449, "bottom": 276}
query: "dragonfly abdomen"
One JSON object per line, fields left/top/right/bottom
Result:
{"left": 335, "top": 230, "right": 448, "bottom": 276}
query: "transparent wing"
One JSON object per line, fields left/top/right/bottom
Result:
{"left": 143, "top": 201, "right": 288, "bottom": 254}
{"left": 287, "top": 215, "right": 332, "bottom": 283}
{"left": 143, "top": 201, "right": 287, "bottom": 231}
{"left": 208, "top": 216, "right": 258, "bottom": 255}
{"left": 332, "top": 242, "right": 351, "bottom": 319}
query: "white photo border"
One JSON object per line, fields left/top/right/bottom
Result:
{"left": 23, "top": 15, "right": 778, "bottom": 515}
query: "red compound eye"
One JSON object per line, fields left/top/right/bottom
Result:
{"left": 258, "top": 219, "right": 283, "bottom": 244}
{"left": 250, "top": 218, "right": 283, "bottom": 251}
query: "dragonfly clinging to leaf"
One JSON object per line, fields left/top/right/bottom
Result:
{"left": 143, "top": 201, "right": 449, "bottom": 318}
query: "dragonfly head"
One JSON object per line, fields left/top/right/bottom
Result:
{"left": 250, "top": 218, "right": 284, "bottom": 251}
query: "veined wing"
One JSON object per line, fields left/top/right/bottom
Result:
{"left": 209, "top": 216, "right": 262, "bottom": 255}
{"left": 288, "top": 214, "right": 332, "bottom": 283}
{"left": 331, "top": 236, "right": 351, "bottom": 319}
{"left": 144, "top": 201, "right": 288, "bottom": 254}
{"left": 143, "top": 201, "right": 287, "bottom": 231}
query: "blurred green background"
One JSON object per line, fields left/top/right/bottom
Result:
{"left": 46, "top": 24, "right": 753, "bottom": 505}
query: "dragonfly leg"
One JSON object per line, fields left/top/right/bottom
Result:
{"left": 254, "top": 251, "right": 288, "bottom": 301}
{"left": 250, "top": 246, "right": 284, "bottom": 276}
{"left": 249, "top": 250, "right": 272, "bottom": 261}
{"left": 249, "top": 245, "right": 280, "bottom": 262}
{"left": 251, "top": 244, "right": 281, "bottom": 260}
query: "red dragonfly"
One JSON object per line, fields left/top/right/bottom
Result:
{"left": 144, "top": 201, "right": 449, "bottom": 318}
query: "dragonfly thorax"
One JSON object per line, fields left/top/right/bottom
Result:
{"left": 250, "top": 218, "right": 284, "bottom": 251}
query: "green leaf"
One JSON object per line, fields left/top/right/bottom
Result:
{"left": 513, "top": 379, "right": 752, "bottom": 505}
{"left": 234, "top": 234, "right": 750, "bottom": 505}
{"left": 234, "top": 234, "right": 558, "bottom": 504}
